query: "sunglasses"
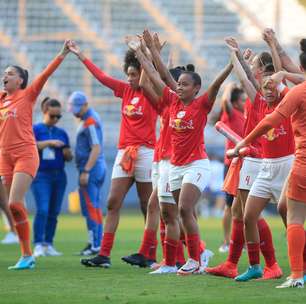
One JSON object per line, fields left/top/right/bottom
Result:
{"left": 49, "top": 114, "right": 62, "bottom": 120}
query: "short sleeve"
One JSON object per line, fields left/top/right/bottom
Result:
{"left": 62, "top": 130, "right": 70, "bottom": 147}
{"left": 199, "top": 92, "right": 211, "bottom": 112}
{"left": 84, "top": 117, "right": 100, "bottom": 146}
{"left": 161, "top": 86, "right": 176, "bottom": 108}
{"left": 275, "top": 86, "right": 303, "bottom": 118}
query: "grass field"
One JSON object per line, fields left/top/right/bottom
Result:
{"left": 0, "top": 213, "right": 304, "bottom": 304}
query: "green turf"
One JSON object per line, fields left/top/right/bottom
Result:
{"left": 0, "top": 214, "right": 304, "bottom": 303}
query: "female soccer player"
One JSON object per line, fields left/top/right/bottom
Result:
{"left": 0, "top": 40, "right": 70, "bottom": 270}
{"left": 67, "top": 41, "right": 157, "bottom": 268}
{"left": 129, "top": 37, "right": 232, "bottom": 275}
{"left": 206, "top": 37, "right": 281, "bottom": 280}
{"left": 232, "top": 38, "right": 306, "bottom": 288}
{"left": 31, "top": 98, "right": 72, "bottom": 257}
{"left": 226, "top": 43, "right": 294, "bottom": 282}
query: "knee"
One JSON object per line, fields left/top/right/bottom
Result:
{"left": 231, "top": 204, "right": 242, "bottom": 220}
{"left": 178, "top": 204, "right": 192, "bottom": 221}
{"left": 243, "top": 212, "right": 256, "bottom": 228}
{"left": 161, "top": 208, "right": 175, "bottom": 225}
{"left": 36, "top": 208, "right": 48, "bottom": 218}
{"left": 147, "top": 200, "right": 158, "bottom": 216}
{"left": 106, "top": 195, "right": 121, "bottom": 213}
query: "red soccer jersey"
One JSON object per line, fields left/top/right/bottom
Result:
{"left": 220, "top": 108, "right": 246, "bottom": 165}
{"left": 254, "top": 93, "right": 295, "bottom": 158}
{"left": 153, "top": 106, "right": 172, "bottom": 162}
{"left": 243, "top": 98, "right": 262, "bottom": 158}
{"left": 82, "top": 58, "right": 157, "bottom": 149}
{"left": 0, "top": 56, "right": 63, "bottom": 152}
{"left": 160, "top": 86, "right": 212, "bottom": 166}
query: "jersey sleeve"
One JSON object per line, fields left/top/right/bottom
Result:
{"left": 82, "top": 58, "right": 128, "bottom": 98}
{"left": 84, "top": 117, "right": 100, "bottom": 146}
{"left": 200, "top": 92, "right": 212, "bottom": 112}
{"left": 161, "top": 86, "right": 176, "bottom": 108}
{"left": 275, "top": 85, "right": 303, "bottom": 118}
{"left": 28, "top": 55, "right": 64, "bottom": 102}
{"left": 62, "top": 130, "right": 70, "bottom": 147}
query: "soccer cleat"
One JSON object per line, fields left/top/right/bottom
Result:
{"left": 304, "top": 274, "right": 306, "bottom": 281}
{"left": 81, "top": 255, "right": 111, "bottom": 268}
{"left": 177, "top": 258, "right": 200, "bottom": 276}
{"left": 276, "top": 277, "right": 304, "bottom": 289}
{"left": 235, "top": 265, "right": 263, "bottom": 282}
{"left": 121, "top": 253, "right": 148, "bottom": 268}
{"left": 260, "top": 263, "right": 283, "bottom": 280}
{"left": 0, "top": 232, "right": 19, "bottom": 244}
{"left": 149, "top": 265, "right": 177, "bottom": 274}
{"left": 218, "top": 243, "right": 229, "bottom": 253}
{"left": 121, "top": 253, "right": 155, "bottom": 268}
{"left": 44, "top": 245, "right": 62, "bottom": 256}
{"left": 33, "top": 244, "right": 46, "bottom": 257}
{"left": 205, "top": 261, "right": 238, "bottom": 278}
{"left": 8, "top": 256, "right": 35, "bottom": 270}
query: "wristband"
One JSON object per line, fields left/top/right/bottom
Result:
{"left": 83, "top": 169, "right": 90, "bottom": 174}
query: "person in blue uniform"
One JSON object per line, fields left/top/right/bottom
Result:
{"left": 68, "top": 91, "right": 107, "bottom": 256}
{"left": 32, "top": 98, "right": 73, "bottom": 257}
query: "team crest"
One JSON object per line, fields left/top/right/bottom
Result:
{"left": 177, "top": 111, "right": 186, "bottom": 119}
{"left": 130, "top": 97, "right": 140, "bottom": 105}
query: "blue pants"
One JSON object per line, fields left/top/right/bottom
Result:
{"left": 31, "top": 169, "right": 67, "bottom": 245}
{"left": 79, "top": 166, "right": 106, "bottom": 248}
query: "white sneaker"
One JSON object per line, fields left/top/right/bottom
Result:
{"left": 276, "top": 277, "right": 304, "bottom": 289}
{"left": 196, "top": 249, "right": 214, "bottom": 273}
{"left": 149, "top": 265, "right": 177, "bottom": 274}
{"left": 45, "top": 245, "right": 62, "bottom": 256}
{"left": 1, "top": 232, "right": 19, "bottom": 244}
{"left": 177, "top": 258, "right": 200, "bottom": 276}
{"left": 218, "top": 243, "right": 229, "bottom": 253}
{"left": 33, "top": 244, "right": 46, "bottom": 257}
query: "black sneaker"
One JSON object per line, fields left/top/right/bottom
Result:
{"left": 121, "top": 253, "right": 148, "bottom": 268}
{"left": 81, "top": 255, "right": 111, "bottom": 268}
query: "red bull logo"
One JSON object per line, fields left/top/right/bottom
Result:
{"left": 123, "top": 104, "right": 143, "bottom": 117}
{"left": 170, "top": 118, "right": 194, "bottom": 132}
{"left": 0, "top": 108, "right": 17, "bottom": 121}
{"left": 263, "top": 125, "right": 286, "bottom": 141}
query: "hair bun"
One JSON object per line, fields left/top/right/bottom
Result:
{"left": 300, "top": 39, "right": 306, "bottom": 53}
{"left": 186, "top": 64, "right": 195, "bottom": 72}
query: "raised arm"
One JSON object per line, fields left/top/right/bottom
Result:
{"left": 226, "top": 37, "right": 260, "bottom": 91}
{"left": 68, "top": 40, "right": 126, "bottom": 94}
{"left": 262, "top": 29, "right": 282, "bottom": 72}
{"left": 139, "top": 69, "right": 160, "bottom": 104}
{"left": 206, "top": 63, "right": 233, "bottom": 107}
{"left": 227, "top": 44, "right": 257, "bottom": 103}
{"left": 143, "top": 30, "right": 177, "bottom": 91}
{"left": 129, "top": 40, "right": 166, "bottom": 97}
{"left": 265, "top": 28, "right": 302, "bottom": 74}
{"left": 29, "top": 40, "right": 70, "bottom": 98}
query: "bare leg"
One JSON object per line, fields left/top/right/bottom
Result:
{"left": 103, "top": 177, "right": 134, "bottom": 233}
{"left": 136, "top": 181, "right": 153, "bottom": 220}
